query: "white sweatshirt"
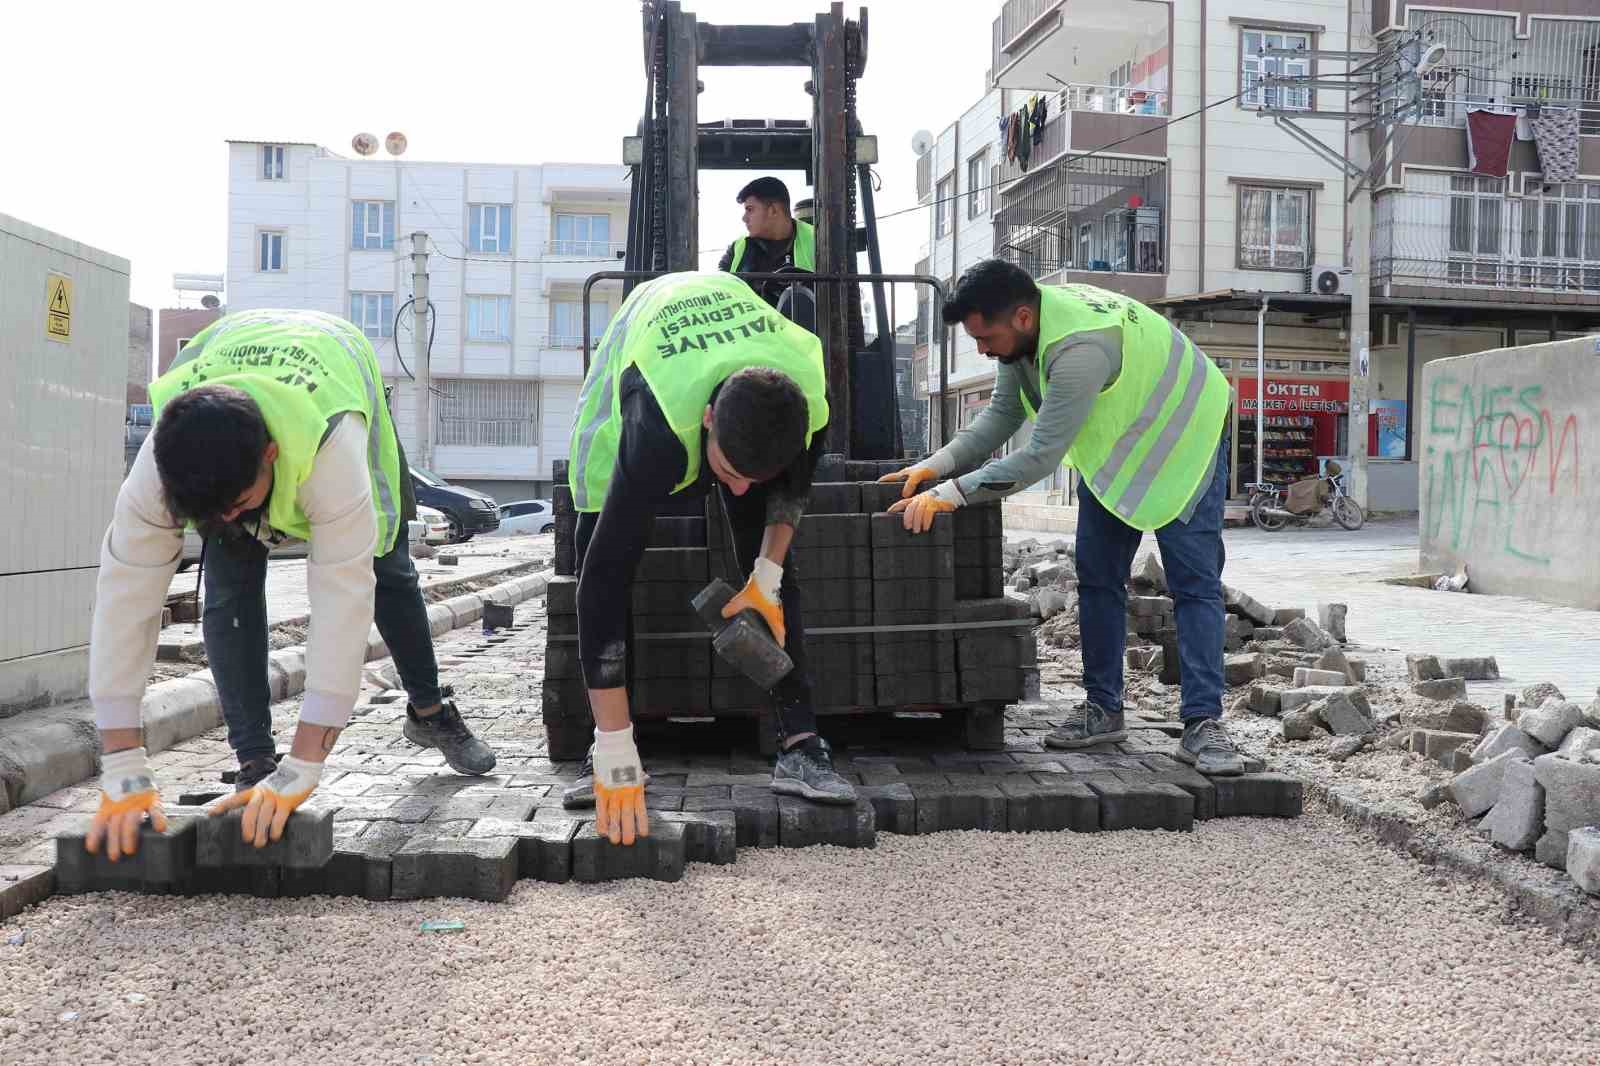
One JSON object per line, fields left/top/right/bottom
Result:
{"left": 89, "top": 416, "right": 379, "bottom": 733}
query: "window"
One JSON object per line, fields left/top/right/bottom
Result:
{"left": 257, "top": 231, "right": 285, "bottom": 272}
{"left": 349, "top": 292, "right": 395, "bottom": 339}
{"left": 465, "top": 295, "right": 513, "bottom": 342}
{"left": 1237, "top": 185, "right": 1310, "bottom": 270}
{"left": 553, "top": 214, "right": 612, "bottom": 256}
{"left": 550, "top": 300, "right": 609, "bottom": 347}
{"left": 935, "top": 176, "right": 953, "bottom": 237}
{"left": 967, "top": 152, "right": 988, "bottom": 219}
{"left": 1240, "top": 29, "right": 1312, "bottom": 111}
{"left": 434, "top": 380, "right": 537, "bottom": 447}
{"left": 1515, "top": 181, "right": 1600, "bottom": 291}
{"left": 351, "top": 200, "right": 395, "bottom": 250}
{"left": 469, "top": 204, "right": 514, "bottom": 254}
{"left": 261, "top": 145, "right": 285, "bottom": 180}
{"left": 1447, "top": 174, "right": 1505, "bottom": 286}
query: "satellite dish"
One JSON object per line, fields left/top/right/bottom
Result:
{"left": 385, "top": 131, "right": 409, "bottom": 156}
{"left": 200, "top": 294, "right": 221, "bottom": 310}
{"left": 910, "top": 129, "right": 933, "bottom": 156}
{"left": 352, "top": 132, "right": 379, "bottom": 156}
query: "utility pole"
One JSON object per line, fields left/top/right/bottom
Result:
{"left": 1344, "top": 0, "right": 1374, "bottom": 511}
{"left": 410, "top": 231, "right": 431, "bottom": 472}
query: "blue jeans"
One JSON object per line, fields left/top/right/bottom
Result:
{"left": 1075, "top": 433, "right": 1229, "bottom": 722}
{"left": 202, "top": 529, "right": 442, "bottom": 763}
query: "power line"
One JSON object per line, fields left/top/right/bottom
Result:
{"left": 426, "top": 241, "right": 629, "bottom": 267}
{"left": 875, "top": 89, "right": 1247, "bottom": 225}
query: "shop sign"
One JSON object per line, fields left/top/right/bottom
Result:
{"left": 1237, "top": 377, "right": 1349, "bottom": 414}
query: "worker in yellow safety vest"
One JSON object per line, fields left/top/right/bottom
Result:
{"left": 719, "top": 176, "right": 816, "bottom": 324}
{"left": 882, "top": 259, "right": 1246, "bottom": 776}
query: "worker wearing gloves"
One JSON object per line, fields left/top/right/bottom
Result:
{"left": 882, "top": 259, "right": 1243, "bottom": 775}
{"left": 563, "top": 271, "right": 855, "bottom": 846}
{"left": 86, "top": 310, "right": 495, "bottom": 862}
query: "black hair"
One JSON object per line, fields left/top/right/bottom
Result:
{"left": 152, "top": 384, "right": 272, "bottom": 524}
{"left": 941, "top": 258, "right": 1041, "bottom": 325}
{"left": 736, "top": 176, "right": 792, "bottom": 216}
{"left": 712, "top": 367, "right": 809, "bottom": 481}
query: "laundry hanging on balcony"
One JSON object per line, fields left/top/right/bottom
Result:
{"left": 1465, "top": 109, "right": 1516, "bottom": 178}
{"left": 1015, "top": 106, "right": 1032, "bottom": 171}
{"left": 1531, "top": 107, "right": 1579, "bottom": 185}
{"left": 1030, "top": 95, "right": 1048, "bottom": 145}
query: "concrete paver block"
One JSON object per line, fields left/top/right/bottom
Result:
{"left": 392, "top": 835, "right": 518, "bottom": 902}
{"left": 1414, "top": 730, "right": 1480, "bottom": 769}
{"left": 1248, "top": 684, "right": 1283, "bottom": 716}
{"left": 1089, "top": 781, "right": 1194, "bottom": 832}
{"left": 1518, "top": 701, "right": 1585, "bottom": 749}
{"left": 651, "top": 810, "right": 737, "bottom": 864}
{"left": 1121, "top": 765, "right": 1218, "bottom": 820}
{"left": 1270, "top": 608, "right": 1305, "bottom": 626}
{"left": 55, "top": 817, "right": 199, "bottom": 895}
{"left": 1223, "top": 585, "right": 1275, "bottom": 626}
{"left": 1211, "top": 773, "right": 1303, "bottom": 818}
{"left": 1485, "top": 757, "right": 1545, "bottom": 852}
{"left": 857, "top": 783, "right": 916, "bottom": 835}
{"left": 1412, "top": 677, "right": 1469, "bottom": 701}
{"left": 571, "top": 820, "right": 686, "bottom": 883}
{"left": 0, "top": 865, "right": 54, "bottom": 919}
{"left": 1317, "top": 602, "right": 1348, "bottom": 643}
{"left": 465, "top": 816, "right": 580, "bottom": 882}
{"left": 1413, "top": 702, "right": 1490, "bottom": 735}
{"left": 1471, "top": 725, "right": 1548, "bottom": 765}
{"left": 776, "top": 796, "right": 875, "bottom": 848}
{"left": 1532, "top": 753, "right": 1600, "bottom": 870}
{"left": 908, "top": 782, "right": 1007, "bottom": 834}
{"left": 1450, "top": 750, "right": 1530, "bottom": 818}
{"left": 1320, "top": 691, "right": 1376, "bottom": 736}
{"left": 1521, "top": 682, "right": 1565, "bottom": 709}
{"left": 1293, "top": 668, "right": 1347, "bottom": 689}
{"left": 1280, "top": 686, "right": 1369, "bottom": 715}
{"left": 1566, "top": 826, "right": 1600, "bottom": 896}
{"left": 1556, "top": 727, "right": 1600, "bottom": 761}
{"left": 684, "top": 786, "right": 779, "bottom": 848}
{"left": 1282, "top": 703, "right": 1330, "bottom": 741}
{"left": 1282, "top": 616, "right": 1335, "bottom": 651}
{"left": 997, "top": 779, "right": 1099, "bottom": 832}
{"left": 1315, "top": 648, "right": 1361, "bottom": 685}
{"left": 196, "top": 808, "right": 334, "bottom": 869}
{"left": 1406, "top": 655, "right": 1444, "bottom": 682}
{"left": 1440, "top": 656, "right": 1500, "bottom": 681}
{"left": 322, "top": 821, "right": 413, "bottom": 900}
{"left": 1224, "top": 654, "right": 1264, "bottom": 687}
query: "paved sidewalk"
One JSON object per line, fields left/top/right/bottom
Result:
{"left": 1011, "top": 516, "right": 1598, "bottom": 699}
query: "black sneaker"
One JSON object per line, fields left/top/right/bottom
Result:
{"left": 561, "top": 745, "right": 652, "bottom": 809}
{"left": 1175, "top": 717, "right": 1246, "bottom": 776}
{"left": 1043, "top": 702, "right": 1127, "bottom": 749}
{"left": 771, "top": 737, "right": 857, "bottom": 805}
{"left": 402, "top": 700, "right": 497, "bottom": 775}
{"left": 234, "top": 755, "right": 278, "bottom": 793}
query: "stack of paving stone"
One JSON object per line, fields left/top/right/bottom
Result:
{"left": 544, "top": 455, "right": 1034, "bottom": 761}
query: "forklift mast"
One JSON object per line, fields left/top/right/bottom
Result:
{"left": 622, "top": 1, "right": 899, "bottom": 459}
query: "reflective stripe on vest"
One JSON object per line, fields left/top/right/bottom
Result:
{"left": 1021, "top": 284, "right": 1228, "bottom": 531}
{"left": 729, "top": 219, "right": 815, "bottom": 273}
{"left": 153, "top": 309, "right": 405, "bottom": 553}
{"left": 568, "top": 271, "right": 829, "bottom": 513}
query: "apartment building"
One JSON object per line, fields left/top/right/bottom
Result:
{"left": 225, "top": 140, "right": 629, "bottom": 501}
{"left": 919, "top": 0, "right": 1600, "bottom": 509}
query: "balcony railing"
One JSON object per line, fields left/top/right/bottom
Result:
{"left": 916, "top": 151, "right": 933, "bottom": 201}
{"left": 545, "top": 241, "right": 627, "bottom": 259}
{"left": 995, "top": 85, "right": 1170, "bottom": 187}
{"left": 1374, "top": 188, "right": 1600, "bottom": 294}
{"left": 1411, "top": 94, "right": 1600, "bottom": 137}
{"left": 997, "top": 0, "right": 1059, "bottom": 52}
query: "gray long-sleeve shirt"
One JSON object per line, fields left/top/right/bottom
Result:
{"left": 930, "top": 325, "right": 1217, "bottom": 519}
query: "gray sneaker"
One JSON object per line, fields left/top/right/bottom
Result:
{"left": 1043, "top": 702, "right": 1127, "bottom": 749}
{"left": 234, "top": 756, "right": 278, "bottom": 793}
{"left": 771, "top": 737, "right": 857, "bottom": 805}
{"left": 1176, "top": 717, "right": 1246, "bottom": 776}
{"left": 402, "top": 700, "right": 497, "bottom": 775}
{"left": 561, "top": 746, "right": 651, "bottom": 809}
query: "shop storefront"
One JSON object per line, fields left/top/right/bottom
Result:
{"left": 1231, "top": 376, "right": 1350, "bottom": 495}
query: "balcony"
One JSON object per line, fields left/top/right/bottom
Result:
{"left": 1373, "top": 186, "right": 1600, "bottom": 301}
{"left": 991, "top": 0, "right": 1168, "bottom": 94}
{"left": 994, "top": 83, "right": 1170, "bottom": 186}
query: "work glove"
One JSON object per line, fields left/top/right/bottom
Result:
{"left": 722, "top": 557, "right": 786, "bottom": 647}
{"left": 889, "top": 479, "right": 964, "bottom": 534}
{"left": 207, "top": 755, "right": 323, "bottom": 848}
{"left": 593, "top": 725, "right": 649, "bottom": 846}
{"left": 877, "top": 464, "right": 939, "bottom": 499}
{"left": 86, "top": 747, "right": 167, "bottom": 863}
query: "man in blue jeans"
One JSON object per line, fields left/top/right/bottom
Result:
{"left": 883, "top": 260, "right": 1244, "bottom": 775}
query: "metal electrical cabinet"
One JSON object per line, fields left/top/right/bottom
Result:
{"left": 0, "top": 213, "right": 131, "bottom": 711}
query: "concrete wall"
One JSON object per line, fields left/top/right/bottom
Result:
{"left": 156, "top": 307, "right": 221, "bottom": 377}
{"left": 1420, "top": 334, "right": 1600, "bottom": 608}
{"left": 0, "top": 213, "right": 130, "bottom": 711}
{"left": 126, "top": 303, "right": 151, "bottom": 404}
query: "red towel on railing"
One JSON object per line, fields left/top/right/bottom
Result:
{"left": 1466, "top": 109, "right": 1516, "bottom": 178}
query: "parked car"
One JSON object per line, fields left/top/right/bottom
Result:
{"left": 410, "top": 467, "right": 499, "bottom": 542}
{"left": 493, "top": 499, "right": 555, "bottom": 536}
{"left": 415, "top": 505, "right": 452, "bottom": 545}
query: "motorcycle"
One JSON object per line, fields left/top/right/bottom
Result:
{"left": 1246, "top": 461, "right": 1365, "bottom": 532}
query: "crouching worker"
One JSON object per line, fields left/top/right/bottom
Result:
{"left": 561, "top": 271, "right": 857, "bottom": 846}
{"left": 86, "top": 309, "right": 495, "bottom": 861}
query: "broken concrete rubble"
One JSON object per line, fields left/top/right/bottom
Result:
{"left": 1406, "top": 655, "right": 1444, "bottom": 683}
{"left": 1567, "top": 827, "right": 1600, "bottom": 896}
{"left": 1521, "top": 682, "right": 1565, "bottom": 709}
{"left": 1485, "top": 757, "right": 1545, "bottom": 852}
{"left": 1282, "top": 702, "right": 1330, "bottom": 742}
{"left": 1439, "top": 656, "right": 1500, "bottom": 682}
{"left": 1293, "top": 667, "right": 1347, "bottom": 689}
{"left": 1470, "top": 725, "right": 1548, "bottom": 765}
{"left": 1412, "top": 702, "right": 1491, "bottom": 736}
{"left": 1449, "top": 749, "right": 1529, "bottom": 819}
{"left": 1556, "top": 727, "right": 1600, "bottom": 761}
{"left": 1282, "top": 616, "right": 1335, "bottom": 651}
{"left": 1532, "top": 753, "right": 1600, "bottom": 870}
{"left": 1411, "top": 677, "right": 1468, "bottom": 701}
{"left": 1319, "top": 691, "right": 1376, "bottom": 736}
{"left": 1317, "top": 603, "right": 1348, "bottom": 643}
{"left": 1315, "top": 648, "right": 1361, "bottom": 685}
{"left": 1517, "top": 701, "right": 1584, "bottom": 749}
{"left": 1223, "top": 585, "right": 1275, "bottom": 627}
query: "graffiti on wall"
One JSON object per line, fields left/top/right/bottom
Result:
{"left": 1423, "top": 373, "right": 1581, "bottom": 567}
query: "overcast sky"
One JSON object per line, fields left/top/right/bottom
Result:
{"left": 1, "top": 0, "right": 995, "bottom": 338}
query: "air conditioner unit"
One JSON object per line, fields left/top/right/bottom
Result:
{"left": 1305, "top": 263, "right": 1348, "bottom": 295}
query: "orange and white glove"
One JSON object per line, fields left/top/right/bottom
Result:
{"left": 722, "top": 557, "right": 786, "bottom": 647}
{"left": 207, "top": 755, "right": 323, "bottom": 848}
{"left": 86, "top": 747, "right": 167, "bottom": 863}
{"left": 593, "top": 725, "right": 649, "bottom": 846}
{"left": 877, "top": 464, "right": 939, "bottom": 499}
{"left": 889, "top": 480, "right": 964, "bottom": 533}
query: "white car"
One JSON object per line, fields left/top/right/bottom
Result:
{"left": 415, "top": 505, "right": 452, "bottom": 545}
{"left": 493, "top": 499, "right": 555, "bottom": 536}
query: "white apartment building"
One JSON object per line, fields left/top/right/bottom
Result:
{"left": 225, "top": 140, "right": 629, "bottom": 501}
